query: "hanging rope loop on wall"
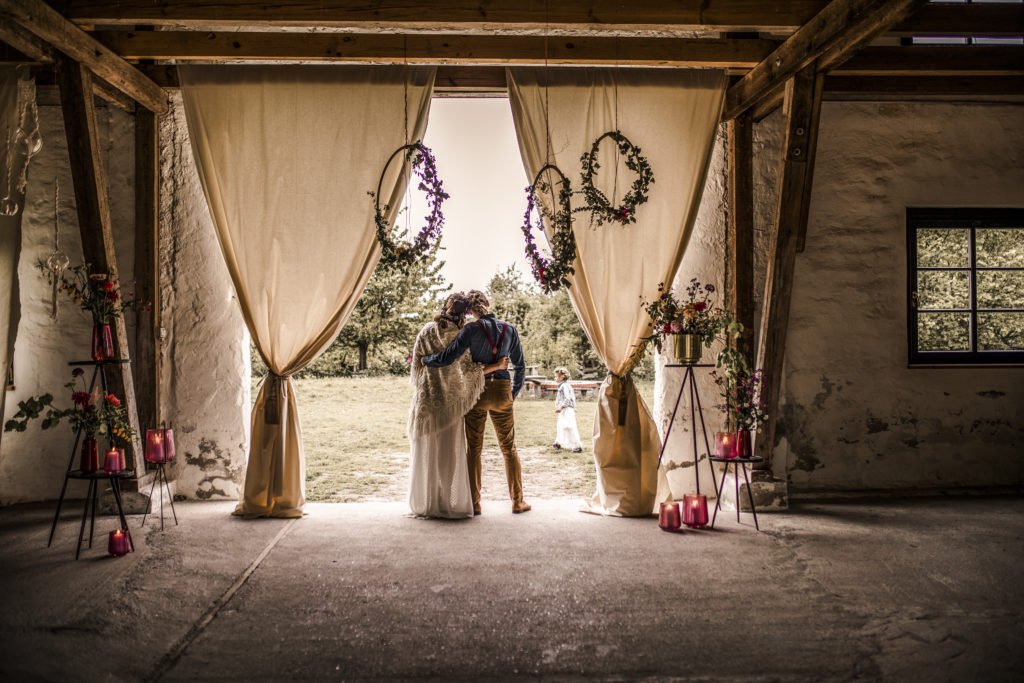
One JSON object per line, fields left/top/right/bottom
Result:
{"left": 369, "top": 141, "right": 449, "bottom": 272}
{"left": 578, "top": 130, "right": 654, "bottom": 226}
{"left": 521, "top": 163, "right": 577, "bottom": 294}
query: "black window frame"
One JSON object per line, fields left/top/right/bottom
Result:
{"left": 907, "top": 207, "right": 1024, "bottom": 366}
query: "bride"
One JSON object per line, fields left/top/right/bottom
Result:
{"left": 408, "top": 292, "right": 508, "bottom": 518}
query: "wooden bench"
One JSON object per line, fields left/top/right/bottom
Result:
{"left": 538, "top": 380, "right": 602, "bottom": 399}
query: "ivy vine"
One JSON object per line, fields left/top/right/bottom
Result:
{"left": 521, "top": 164, "right": 577, "bottom": 294}
{"left": 578, "top": 130, "right": 654, "bottom": 226}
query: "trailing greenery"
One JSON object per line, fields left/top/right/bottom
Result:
{"left": 577, "top": 130, "right": 654, "bottom": 226}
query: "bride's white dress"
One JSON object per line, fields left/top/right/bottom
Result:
{"left": 407, "top": 321, "right": 484, "bottom": 518}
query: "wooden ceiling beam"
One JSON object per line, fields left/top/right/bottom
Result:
{"left": 723, "top": 0, "right": 929, "bottom": 121}
{"left": 91, "top": 31, "right": 776, "bottom": 69}
{"left": 0, "top": 0, "right": 166, "bottom": 112}
{"left": 54, "top": 0, "right": 835, "bottom": 32}
{"left": 54, "top": 0, "right": 1024, "bottom": 37}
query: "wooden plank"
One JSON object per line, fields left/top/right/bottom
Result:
{"left": 838, "top": 46, "right": 1024, "bottom": 77}
{"left": 817, "top": 0, "right": 930, "bottom": 73}
{"left": 796, "top": 72, "right": 824, "bottom": 254}
{"left": 892, "top": 3, "right": 1024, "bottom": 38}
{"left": 0, "top": 0, "right": 166, "bottom": 112}
{"left": 133, "top": 108, "right": 160, "bottom": 441}
{"left": 92, "top": 31, "right": 776, "bottom": 68}
{"left": 753, "top": 65, "right": 822, "bottom": 467}
{"left": 723, "top": 0, "right": 928, "bottom": 121}
{"left": 0, "top": 14, "right": 53, "bottom": 62}
{"left": 56, "top": 0, "right": 1024, "bottom": 36}
{"left": 824, "top": 75, "right": 1024, "bottom": 100}
{"left": 57, "top": 55, "right": 144, "bottom": 474}
{"left": 727, "top": 112, "right": 755, "bottom": 362}
{"left": 62, "top": 0, "right": 833, "bottom": 31}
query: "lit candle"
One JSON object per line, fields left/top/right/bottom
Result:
{"left": 103, "top": 448, "right": 120, "bottom": 474}
{"left": 683, "top": 494, "right": 709, "bottom": 528}
{"left": 145, "top": 429, "right": 165, "bottom": 464}
{"left": 658, "top": 502, "right": 681, "bottom": 532}
{"left": 108, "top": 528, "right": 129, "bottom": 556}
{"left": 715, "top": 431, "right": 732, "bottom": 459}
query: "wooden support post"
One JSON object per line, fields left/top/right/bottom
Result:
{"left": 727, "top": 112, "right": 755, "bottom": 361}
{"left": 57, "top": 55, "right": 144, "bottom": 474}
{"left": 753, "top": 65, "right": 824, "bottom": 468}
{"left": 133, "top": 108, "right": 160, "bottom": 440}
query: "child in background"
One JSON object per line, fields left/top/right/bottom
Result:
{"left": 552, "top": 367, "right": 583, "bottom": 453}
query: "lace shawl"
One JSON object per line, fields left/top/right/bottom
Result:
{"left": 407, "top": 322, "right": 486, "bottom": 438}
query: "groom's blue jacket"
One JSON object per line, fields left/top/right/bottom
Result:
{"left": 422, "top": 314, "right": 527, "bottom": 398}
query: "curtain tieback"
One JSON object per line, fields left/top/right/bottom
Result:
{"left": 607, "top": 371, "right": 630, "bottom": 426}
{"left": 262, "top": 372, "right": 290, "bottom": 425}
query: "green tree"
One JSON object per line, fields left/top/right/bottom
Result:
{"left": 334, "top": 242, "right": 450, "bottom": 372}
{"left": 486, "top": 265, "right": 535, "bottom": 332}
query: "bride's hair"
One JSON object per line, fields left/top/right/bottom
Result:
{"left": 435, "top": 292, "right": 470, "bottom": 329}
{"left": 466, "top": 290, "right": 490, "bottom": 317}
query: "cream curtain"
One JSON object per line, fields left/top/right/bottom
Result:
{"left": 507, "top": 67, "right": 725, "bottom": 516}
{"left": 180, "top": 65, "right": 436, "bottom": 517}
{"left": 0, "top": 67, "right": 36, "bottom": 450}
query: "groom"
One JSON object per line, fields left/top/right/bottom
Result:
{"left": 422, "top": 290, "right": 531, "bottom": 515}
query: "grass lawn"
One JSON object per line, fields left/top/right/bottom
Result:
{"left": 291, "top": 375, "right": 654, "bottom": 503}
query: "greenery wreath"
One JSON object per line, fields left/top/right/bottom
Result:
{"left": 369, "top": 141, "right": 449, "bottom": 271}
{"left": 521, "top": 164, "right": 577, "bottom": 294}
{"left": 578, "top": 130, "right": 654, "bottom": 226}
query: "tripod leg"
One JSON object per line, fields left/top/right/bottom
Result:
{"left": 88, "top": 479, "right": 98, "bottom": 548}
{"left": 687, "top": 368, "right": 701, "bottom": 494}
{"left": 159, "top": 467, "right": 165, "bottom": 531}
{"left": 656, "top": 370, "right": 688, "bottom": 468}
{"left": 141, "top": 466, "right": 159, "bottom": 528}
{"left": 692, "top": 376, "right": 717, "bottom": 495}
{"left": 741, "top": 463, "right": 760, "bottom": 531}
{"left": 162, "top": 466, "right": 178, "bottom": 525}
{"left": 75, "top": 480, "right": 93, "bottom": 560}
{"left": 711, "top": 462, "right": 729, "bottom": 528}
{"left": 48, "top": 475, "right": 72, "bottom": 548}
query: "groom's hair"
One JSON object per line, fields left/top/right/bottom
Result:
{"left": 466, "top": 290, "right": 490, "bottom": 317}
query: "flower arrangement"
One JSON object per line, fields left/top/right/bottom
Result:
{"left": 521, "top": 164, "right": 578, "bottom": 293}
{"left": 578, "top": 130, "right": 654, "bottom": 226}
{"left": 370, "top": 141, "right": 448, "bottom": 272}
{"left": 642, "top": 278, "right": 733, "bottom": 351}
{"left": 40, "top": 263, "right": 135, "bottom": 324}
{"left": 3, "top": 368, "right": 136, "bottom": 444}
{"left": 713, "top": 366, "right": 768, "bottom": 431}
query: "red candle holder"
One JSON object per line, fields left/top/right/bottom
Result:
{"left": 145, "top": 429, "right": 165, "bottom": 464}
{"left": 162, "top": 428, "right": 176, "bottom": 462}
{"left": 108, "top": 528, "right": 130, "bottom": 556}
{"left": 715, "top": 431, "right": 734, "bottom": 459}
{"left": 683, "top": 494, "right": 709, "bottom": 528}
{"left": 658, "top": 502, "right": 681, "bottom": 532}
{"left": 80, "top": 437, "right": 99, "bottom": 473}
{"left": 732, "top": 429, "right": 752, "bottom": 459}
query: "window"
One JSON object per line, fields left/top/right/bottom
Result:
{"left": 908, "top": 208, "right": 1024, "bottom": 365}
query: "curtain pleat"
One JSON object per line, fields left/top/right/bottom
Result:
{"left": 179, "top": 65, "right": 436, "bottom": 517}
{"left": 507, "top": 67, "right": 725, "bottom": 516}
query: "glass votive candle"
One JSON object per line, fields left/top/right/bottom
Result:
{"left": 658, "top": 502, "right": 681, "bottom": 531}
{"left": 715, "top": 431, "right": 733, "bottom": 459}
{"left": 145, "top": 429, "right": 165, "bottom": 464}
{"left": 108, "top": 528, "right": 130, "bottom": 556}
{"left": 162, "top": 428, "right": 176, "bottom": 462}
{"left": 683, "top": 494, "right": 709, "bottom": 528}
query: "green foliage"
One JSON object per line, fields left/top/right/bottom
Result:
{"left": 4, "top": 394, "right": 54, "bottom": 433}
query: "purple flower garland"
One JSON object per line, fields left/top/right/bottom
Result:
{"left": 521, "top": 164, "right": 578, "bottom": 294}
{"left": 370, "top": 142, "right": 449, "bottom": 270}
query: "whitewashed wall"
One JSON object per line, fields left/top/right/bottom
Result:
{"left": 0, "top": 92, "right": 249, "bottom": 505}
{"left": 655, "top": 101, "right": 1024, "bottom": 498}
{"left": 0, "top": 102, "right": 136, "bottom": 503}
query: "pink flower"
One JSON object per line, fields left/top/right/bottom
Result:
{"left": 105, "top": 394, "right": 121, "bottom": 407}
{"left": 669, "top": 321, "right": 683, "bottom": 334}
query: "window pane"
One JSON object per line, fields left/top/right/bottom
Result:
{"left": 976, "top": 228, "right": 1024, "bottom": 267}
{"left": 978, "top": 313, "right": 1024, "bottom": 351}
{"left": 917, "top": 270, "right": 970, "bottom": 310}
{"left": 916, "top": 228, "right": 968, "bottom": 267}
{"left": 917, "top": 312, "right": 970, "bottom": 352}
{"left": 978, "top": 270, "right": 1024, "bottom": 309}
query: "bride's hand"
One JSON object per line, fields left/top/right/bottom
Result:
{"left": 497, "top": 356, "right": 510, "bottom": 371}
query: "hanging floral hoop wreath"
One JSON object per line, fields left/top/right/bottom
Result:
{"left": 521, "top": 163, "right": 577, "bottom": 294}
{"left": 369, "top": 141, "right": 449, "bottom": 270}
{"left": 578, "top": 130, "right": 654, "bottom": 226}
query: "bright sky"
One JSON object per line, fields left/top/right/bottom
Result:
{"left": 401, "top": 98, "right": 532, "bottom": 293}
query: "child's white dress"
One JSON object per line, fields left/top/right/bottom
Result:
{"left": 554, "top": 381, "right": 583, "bottom": 450}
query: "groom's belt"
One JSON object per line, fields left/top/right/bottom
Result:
{"left": 484, "top": 375, "right": 511, "bottom": 382}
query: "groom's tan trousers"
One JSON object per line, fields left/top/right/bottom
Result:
{"left": 464, "top": 378, "right": 525, "bottom": 507}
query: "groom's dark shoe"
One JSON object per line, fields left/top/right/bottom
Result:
{"left": 512, "top": 501, "right": 532, "bottom": 514}
{"left": 473, "top": 506, "right": 481, "bottom": 516}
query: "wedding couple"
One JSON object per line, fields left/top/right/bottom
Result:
{"left": 407, "top": 290, "right": 532, "bottom": 518}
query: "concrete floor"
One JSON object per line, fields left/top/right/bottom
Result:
{"left": 0, "top": 497, "right": 1021, "bottom": 682}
